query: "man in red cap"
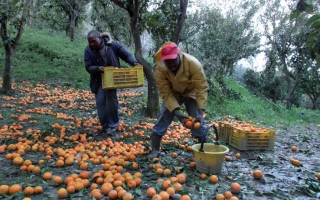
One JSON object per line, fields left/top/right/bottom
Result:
{"left": 147, "top": 42, "right": 209, "bottom": 159}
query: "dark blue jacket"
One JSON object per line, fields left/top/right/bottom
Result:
{"left": 84, "top": 34, "right": 138, "bottom": 92}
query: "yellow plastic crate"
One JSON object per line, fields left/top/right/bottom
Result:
{"left": 101, "top": 66, "right": 144, "bottom": 89}
{"left": 218, "top": 121, "right": 233, "bottom": 144}
{"left": 229, "top": 126, "right": 275, "bottom": 150}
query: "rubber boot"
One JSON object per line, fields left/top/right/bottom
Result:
{"left": 147, "top": 132, "right": 162, "bottom": 159}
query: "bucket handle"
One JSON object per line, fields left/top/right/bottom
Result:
{"left": 199, "top": 124, "right": 219, "bottom": 152}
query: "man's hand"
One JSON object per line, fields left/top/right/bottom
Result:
{"left": 133, "top": 63, "right": 141, "bottom": 66}
{"left": 98, "top": 66, "right": 104, "bottom": 72}
{"left": 196, "top": 109, "right": 205, "bottom": 124}
{"left": 173, "top": 109, "right": 187, "bottom": 124}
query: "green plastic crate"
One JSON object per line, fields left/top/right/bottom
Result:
{"left": 229, "top": 127, "right": 275, "bottom": 150}
{"left": 101, "top": 66, "right": 144, "bottom": 89}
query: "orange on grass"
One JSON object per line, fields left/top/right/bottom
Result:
{"left": 9, "top": 184, "right": 22, "bottom": 195}
{"left": 134, "top": 171, "right": 142, "bottom": 178}
{"left": 79, "top": 170, "right": 90, "bottom": 179}
{"left": 118, "top": 189, "right": 127, "bottom": 198}
{"left": 189, "top": 162, "right": 196, "bottom": 169}
{"left": 23, "top": 159, "right": 32, "bottom": 166}
{"left": 113, "top": 180, "right": 123, "bottom": 187}
{"left": 101, "top": 182, "right": 113, "bottom": 195}
{"left": 292, "top": 159, "right": 301, "bottom": 166}
{"left": 53, "top": 176, "right": 63, "bottom": 185}
{"left": 0, "top": 185, "right": 9, "bottom": 195}
{"left": 216, "top": 193, "right": 225, "bottom": 200}
{"left": 159, "top": 191, "right": 170, "bottom": 200}
{"left": 146, "top": 187, "right": 157, "bottom": 198}
{"left": 161, "top": 179, "right": 171, "bottom": 190}
{"left": 152, "top": 194, "right": 162, "bottom": 200}
{"left": 171, "top": 152, "right": 177, "bottom": 158}
{"left": 225, "top": 155, "right": 231, "bottom": 161}
{"left": 126, "top": 179, "right": 137, "bottom": 189}
{"left": 13, "top": 157, "right": 23, "bottom": 165}
{"left": 317, "top": 173, "right": 320, "bottom": 180}
{"left": 193, "top": 122, "right": 201, "bottom": 129}
{"left": 163, "top": 168, "right": 171, "bottom": 176}
{"left": 90, "top": 189, "right": 102, "bottom": 200}
{"left": 230, "top": 197, "right": 239, "bottom": 200}
{"left": 209, "top": 175, "right": 219, "bottom": 183}
{"left": 24, "top": 186, "right": 34, "bottom": 196}
{"left": 291, "top": 146, "right": 297, "bottom": 151}
{"left": 253, "top": 169, "right": 263, "bottom": 180}
{"left": 57, "top": 188, "right": 68, "bottom": 198}
{"left": 200, "top": 173, "right": 207, "bottom": 180}
{"left": 56, "top": 159, "right": 65, "bottom": 167}
{"left": 176, "top": 173, "right": 187, "bottom": 184}
{"left": 156, "top": 168, "right": 164, "bottom": 175}
{"left": 180, "top": 195, "right": 192, "bottom": 200}
{"left": 166, "top": 187, "right": 175, "bottom": 196}
{"left": 230, "top": 182, "right": 241, "bottom": 194}
{"left": 122, "top": 192, "right": 133, "bottom": 200}
{"left": 173, "top": 182, "right": 183, "bottom": 191}
{"left": 74, "top": 181, "right": 84, "bottom": 191}
{"left": 42, "top": 172, "right": 52, "bottom": 180}
{"left": 132, "top": 162, "right": 139, "bottom": 170}
{"left": 108, "top": 189, "right": 118, "bottom": 199}
{"left": 33, "top": 186, "right": 43, "bottom": 194}
{"left": 235, "top": 153, "right": 241, "bottom": 159}
{"left": 66, "top": 185, "right": 76, "bottom": 194}
{"left": 224, "top": 191, "right": 233, "bottom": 199}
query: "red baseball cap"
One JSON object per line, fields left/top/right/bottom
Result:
{"left": 161, "top": 43, "right": 179, "bottom": 61}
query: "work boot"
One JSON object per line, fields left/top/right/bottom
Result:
{"left": 147, "top": 132, "right": 163, "bottom": 159}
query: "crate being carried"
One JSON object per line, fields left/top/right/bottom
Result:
{"left": 101, "top": 65, "right": 144, "bottom": 89}
{"left": 229, "top": 124, "right": 275, "bottom": 150}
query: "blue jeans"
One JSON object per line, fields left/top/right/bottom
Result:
{"left": 152, "top": 96, "right": 206, "bottom": 138}
{"left": 95, "top": 85, "right": 119, "bottom": 129}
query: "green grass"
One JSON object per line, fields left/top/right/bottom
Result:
{"left": 1, "top": 27, "right": 320, "bottom": 128}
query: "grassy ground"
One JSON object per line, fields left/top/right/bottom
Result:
{"left": 1, "top": 28, "right": 320, "bottom": 200}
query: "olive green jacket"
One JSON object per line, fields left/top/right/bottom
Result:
{"left": 154, "top": 43, "right": 208, "bottom": 113}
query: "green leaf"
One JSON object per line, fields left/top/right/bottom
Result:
{"left": 311, "top": 21, "right": 320, "bottom": 29}
{"left": 306, "top": 14, "right": 320, "bottom": 26}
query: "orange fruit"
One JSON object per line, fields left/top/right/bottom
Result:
{"left": 9, "top": 184, "right": 22, "bottom": 195}
{"left": 317, "top": 173, "right": 320, "bottom": 180}
{"left": 166, "top": 187, "right": 175, "bottom": 196}
{"left": 118, "top": 189, "right": 127, "bottom": 198}
{"left": 176, "top": 173, "right": 187, "bottom": 184}
{"left": 24, "top": 186, "right": 34, "bottom": 195}
{"left": 79, "top": 170, "right": 90, "bottom": 179}
{"left": 161, "top": 179, "right": 171, "bottom": 190}
{"left": 171, "top": 152, "right": 177, "bottom": 158}
{"left": 56, "top": 159, "right": 65, "bottom": 167}
{"left": 156, "top": 168, "right": 164, "bottom": 175}
{"left": 292, "top": 159, "right": 301, "bottom": 166}
{"left": 152, "top": 194, "right": 162, "bottom": 200}
{"left": 108, "top": 189, "right": 118, "bottom": 199}
{"left": 32, "top": 166, "right": 41, "bottom": 174}
{"left": 235, "top": 153, "right": 241, "bottom": 159}
{"left": 13, "top": 157, "right": 23, "bottom": 165}
{"left": 253, "top": 170, "right": 263, "bottom": 180}
{"left": 200, "top": 173, "right": 207, "bottom": 180}
{"left": 189, "top": 162, "right": 196, "bottom": 168}
{"left": 33, "top": 186, "right": 43, "bottom": 194}
{"left": 173, "top": 182, "right": 182, "bottom": 191}
{"left": 126, "top": 179, "right": 137, "bottom": 189}
{"left": 122, "top": 192, "right": 133, "bottom": 200}
{"left": 0, "top": 185, "right": 9, "bottom": 195}
{"left": 159, "top": 191, "right": 170, "bottom": 200}
{"left": 230, "top": 197, "right": 239, "bottom": 200}
{"left": 42, "top": 172, "right": 52, "bottom": 180}
{"left": 132, "top": 162, "right": 139, "bottom": 170}
{"left": 163, "top": 168, "right": 171, "bottom": 176}
{"left": 180, "top": 195, "right": 191, "bottom": 200}
{"left": 57, "top": 188, "right": 68, "bottom": 198}
{"left": 66, "top": 185, "right": 76, "bottom": 194}
{"left": 224, "top": 191, "right": 233, "bottom": 198}
{"left": 185, "top": 120, "right": 193, "bottom": 129}
{"left": 193, "top": 122, "right": 201, "bottom": 129}
{"left": 146, "top": 187, "right": 156, "bottom": 197}
{"left": 53, "top": 176, "right": 63, "bottom": 185}
{"left": 209, "top": 175, "right": 218, "bottom": 183}
{"left": 225, "top": 156, "right": 231, "bottom": 161}
{"left": 216, "top": 193, "right": 225, "bottom": 200}
{"left": 291, "top": 146, "right": 297, "bottom": 151}
{"left": 90, "top": 189, "right": 102, "bottom": 199}
{"left": 230, "top": 182, "right": 241, "bottom": 194}
{"left": 101, "top": 182, "right": 113, "bottom": 194}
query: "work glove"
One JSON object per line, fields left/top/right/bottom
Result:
{"left": 196, "top": 109, "right": 205, "bottom": 124}
{"left": 173, "top": 109, "right": 188, "bottom": 124}
{"left": 98, "top": 66, "right": 104, "bottom": 72}
{"left": 133, "top": 63, "right": 141, "bottom": 66}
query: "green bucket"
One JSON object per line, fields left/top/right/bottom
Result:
{"left": 192, "top": 143, "right": 229, "bottom": 174}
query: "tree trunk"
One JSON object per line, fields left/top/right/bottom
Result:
{"left": 1, "top": 45, "right": 14, "bottom": 93}
{"left": 70, "top": 11, "right": 76, "bottom": 42}
{"left": 171, "top": 0, "right": 188, "bottom": 43}
{"left": 129, "top": 0, "right": 159, "bottom": 118}
{"left": 29, "top": 0, "right": 34, "bottom": 27}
